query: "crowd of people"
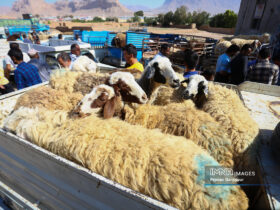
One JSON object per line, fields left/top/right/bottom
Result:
{"left": 215, "top": 44, "right": 279, "bottom": 85}
{"left": 0, "top": 37, "right": 279, "bottom": 96}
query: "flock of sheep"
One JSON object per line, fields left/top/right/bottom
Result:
{"left": 2, "top": 56, "right": 259, "bottom": 209}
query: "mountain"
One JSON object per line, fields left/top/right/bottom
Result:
{"left": 155, "top": 0, "right": 241, "bottom": 14}
{"left": 0, "top": 7, "right": 11, "bottom": 15}
{"left": 6, "top": 0, "right": 133, "bottom": 17}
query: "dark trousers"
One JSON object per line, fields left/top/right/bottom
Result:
{"left": 0, "top": 83, "right": 14, "bottom": 95}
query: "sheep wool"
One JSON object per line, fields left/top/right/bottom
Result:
{"left": 203, "top": 83, "right": 259, "bottom": 171}
{"left": 73, "top": 72, "right": 109, "bottom": 95}
{"left": 124, "top": 101, "right": 234, "bottom": 168}
{"left": 230, "top": 38, "right": 255, "bottom": 49}
{"left": 214, "top": 40, "right": 232, "bottom": 55}
{"left": 4, "top": 107, "right": 248, "bottom": 210}
{"left": 13, "top": 86, "right": 83, "bottom": 112}
{"left": 50, "top": 71, "right": 82, "bottom": 94}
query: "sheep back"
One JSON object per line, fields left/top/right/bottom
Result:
{"left": 5, "top": 107, "right": 248, "bottom": 210}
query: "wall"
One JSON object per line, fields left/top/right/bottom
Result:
{"left": 235, "top": 0, "right": 280, "bottom": 35}
{"left": 199, "top": 25, "right": 235, "bottom": 35}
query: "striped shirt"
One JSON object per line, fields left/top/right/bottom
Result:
{"left": 247, "top": 59, "right": 279, "bottom": 85}
{"left": 14, "top": 62, "right": 42, "bottom": 90}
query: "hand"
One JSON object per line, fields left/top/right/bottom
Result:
{"left": 0, "top": 85, "right": 5, "bottom": 89}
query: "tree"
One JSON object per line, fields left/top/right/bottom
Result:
{"left": 92, "top": 17, "right": 104, "bottom": 22}
{"left": 172, "top": 6, "right": 187, "bottom": 25}
{"left": 132, "top": 16, "right": 141, "bottom": 22}
{"left": 191, "top": 11, "right": 210, "bottom": 27}
{"left": 134, "top": 10, "right": 144, "bottom": 17}
{"left": 210, "top": 10, "right": 237, "bottom": 28}
{"left": 157, "top": 13, "right": 164, "bottom": 25}
{"left": 163, "top": 11, "right": 173, "bottom": 27}
{"left": 144, "top": 17, "right": 157, "bottom": 26}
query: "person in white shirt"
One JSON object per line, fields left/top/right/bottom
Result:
{"left": 4, "top": 43, "right": 30, "bottom": 79}
{"left": 69, "top": 44, "right": 81, "bottom": 63}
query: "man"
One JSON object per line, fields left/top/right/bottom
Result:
{"left": 9, "top": 49, "right": 42, "bottom": 90}
{"left": 57, "top": 52, "right": 72, "bottom": 69}
{"left": 75, "top": 34, "right": 82, "bottom": 42}
{"left": 28, "top": 49, "right": 51, "bottom": 82}
{"left": 4, "top": 43, "right": 30, "bottom": 79}
{"left": 58, "top": 34, "right": 63, "bottom": 40}
{"left": 23, "top": 33, "right": 32, "bottom": 44}
{"left": 215, "top": 44, "right": 240, "bottom": 83}
{"left": 230, "top": 44, "right": 252, "bottom": 85}
{"left": 123, "top": 44, "right": 144, "bottom": 72}
{"left": 201, "top": 68, "right": 215, "bottom": 81}
{"left": 272, "top": 54, "right": 280, "bottom": 85}
{"left": 154, "top": 43, "right": 170, "bottom": 59}
{"left": 70, "top": 44, "right": 81, "bottom": 63}
{"left": 183, "top": 49, "right": 199, "bottom": 79}
{"left": 247, "top": 48, "right": 279, "bottom": 85}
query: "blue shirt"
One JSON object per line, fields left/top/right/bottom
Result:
{"left": 216, "top": 53, "right": 231, "bottom": 73}
{"left": 14, "top": 62, "right": 42, "bottom": 90}
{"left": 183, "top": 71, "right": 199, "bottom": 78}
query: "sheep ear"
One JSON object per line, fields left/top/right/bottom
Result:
{"left": 103, "top": 96, "right": 117, "bottom": 119}
{"left": 198, "top": 81, "right": 208, "bottom": 95}
{"left": 181, "top": 78, "right": 190, "bottom": 84}
{"left": 147, "top": 65, "right": 155, "bottom": 79}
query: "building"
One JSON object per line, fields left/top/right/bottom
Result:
{"left": 235, "top": 0, "right": 280, "bottom": 35}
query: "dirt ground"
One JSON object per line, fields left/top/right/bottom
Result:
{"left": 47, "top": 21, "right": 233, "bottom": 40}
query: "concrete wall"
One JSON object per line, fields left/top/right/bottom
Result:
{"left": 199, "top": 25, "right": 235, "bottom": 35}
{"left": 235, "top": 0, "right": 280, "bottom": 35}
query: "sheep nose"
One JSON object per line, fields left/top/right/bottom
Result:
{"left": 142, "top": 94, "right": 148, "bottom": 102}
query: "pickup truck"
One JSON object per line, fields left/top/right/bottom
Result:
{"left": 0, "top": 81, "right": 279, "bottom": 209}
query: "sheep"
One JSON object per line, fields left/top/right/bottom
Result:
{"left": 230, "top": 38, "right": 255, "bottom": 49}
{"left": 71, "top": 55, "right": 97, "bottom": 72}
{"left": 4, "top": 107, "right": 248, "bottom": 210}
{"left": 202, "top": 83, "right": 259, "bottom": 171}
{"left": 73, "top": 72, "right": 148, "bottom": 118}
{"left": 150, "top": 75, "right": 209, "bottom": 109}
{"left": 13, "top": 86, "right": 84, "bottom": 112}
{"left": 15, "top": 72, "right": 148, "bottom": 116}
{"left": 49, "top": 71, "right": 83, "bottom": 94}
{"left": 214, "top": 40, "right": 232, "bottom": 55}
{"left": 137, "top": 56, "right": 180, "bottom": 99}
{"left": 233, "top": 33, "right": 271, "bottom": 43}
{"left": 122, "top": 101, "right": 234, "bottom": 168}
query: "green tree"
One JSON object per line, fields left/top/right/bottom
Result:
{"left": 191, "top": 11, "right": 210, "bottom": 27}
{"left": 132, "top": 16, "right": 141, "bottom": 22}
{"left": 144, "top": 17, "right": 157, "bottom": 26}
{"left": 163, "top": 11, "right": 173, "bottom": 27}
{"left": 157, "top": 13, "right": 164, "bottom": 25}
{"left": 172, "top": 6, "right": 187, "bottom": 25}
{"left": 92, "top": 17, "right": 104, "bottom": 22}
{"left": 134, "top": 10, "right": 144, "bottom": 17}
{"left": 210, "top": 10, "right": 237, "bottom": 28}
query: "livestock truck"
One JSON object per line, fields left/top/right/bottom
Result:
{"left": 0, "top": 82, "right": 279, "bottom": 209}
{"left": 0, "top": 14, "right": 50, "bottom": 35}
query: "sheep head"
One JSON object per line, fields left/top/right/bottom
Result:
{"left": 108, "top": 72, "right": 148, "bottom": 104}
{"left": 74, "top": 72, "right": 148, "bottom": 119}
{"left": 181, "top": 75, "right": 209, "bottom": 108}
{"left": 146, "top": 57, "right": 180, "bottom": 88}
{"left": 72, "top": 84, "right": 117, "bottom": 119}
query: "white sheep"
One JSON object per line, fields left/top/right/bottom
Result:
{"left": 137, "top": 56, "right": 180, "bottom": 98}
{"left": 71, "top": 55, "right": 97, "bottom": 72}
{"left": 151, "top": 74, "right": 209, "bottom": 109}
{"left": 4, "top": 107, "right": 248, "bottom": 210}
{"left": 214, "top": 40, "right": 232, "bottom": 55}
{"left": 73, "top": 72, "right": 148, "bottom": 118}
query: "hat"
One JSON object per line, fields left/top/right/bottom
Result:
{"left": 28, "top": 48, "right": 38, "bottom": 56}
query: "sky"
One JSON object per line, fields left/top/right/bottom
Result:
{"left": 0, "top": 0, "right": 165, "bottom": 8}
